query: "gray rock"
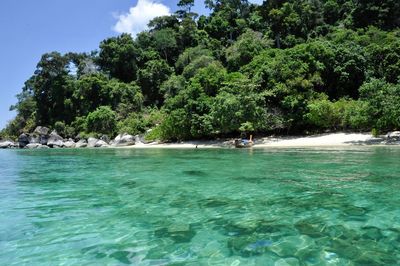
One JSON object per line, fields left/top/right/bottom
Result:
{"left": 18, "top": 133, "right": 29, "bottom": 148}
{"left": 0, "top": 141, "right": 15, "bottom": 149}
{"left": 47, "top": 131, "right": 64, "bottom": 148}
{"left": 94, "top": 140, "right": 109, "bottom": 148}
{"left": 39, "top": 134, "right": 49, "bottom": 145}
{"left": 75, "top": 139, "right": 88, "bottom": 148}
{"left": 63, "top": 140, "right": 76, "bottom": 148}
{"left": 100, "top": 135, "right": 110, "bottom": 143}
{"left": 87, "top": 137, "right": 99, "bottom": 148}
{"left": 113, "top": 133, "right": 135, "bottom": 146}
{"left": 25, "top": 143, "right": 49, "bottom": 149}
{"left": 387, "top": 131, "right": 400, "bottom": 140}
{"left": 28, "top": 134, "right": 40, "bottom": 144}
{"left": 33, "top": 126, "right": 50, "bottom": 136}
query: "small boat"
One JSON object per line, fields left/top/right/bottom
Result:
{"left": 235, "top": 135, "right": 254, "bottom": 148}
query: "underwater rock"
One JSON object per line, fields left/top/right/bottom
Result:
{"left": 201, "top": 198, "right": 229, "bottom": 208}
{"left": 182, "top": 170, "right": 207, "bottom": 177}
{"left": 294, "top": 219, "right": 326, "bottom": 238}
{"left": 228, "top": 235, "right": 273, "bottom": 257}
{"left": 155, "top": 224, "right": 196, "bottom": 243}
{"left": 274, "top": 257, "right": 300, "bottom": 266}
{"left": 109, "top": 251, "right": 131, "bottom": 264}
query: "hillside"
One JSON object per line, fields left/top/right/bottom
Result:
{"left": 2, "top": 0, "right": 400, "bottom": 141}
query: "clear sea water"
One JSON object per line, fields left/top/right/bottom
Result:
{"left": 0, "top": 147, "right": 400, "bottom": 265}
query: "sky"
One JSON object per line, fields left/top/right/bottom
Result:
{"left": 0, "top": 0, "right": 258, "bottom": 129}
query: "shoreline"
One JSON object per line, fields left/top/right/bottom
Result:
{"left": 117, "top": 132, "right": 396, "bottom": 149}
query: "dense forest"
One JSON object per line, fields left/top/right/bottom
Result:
{"left": 2, "top": 0, "right": 400, "bottom": 141}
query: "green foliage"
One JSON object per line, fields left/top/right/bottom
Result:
{"left": 97, "top": 33, "right": 139, "bottom": 82}
{"left": 359, "top": 79, "right": 400, "bottom": 131}
{"left": 5, "top": 0, "right": 400, "bottom": 140}
{"left": 54, "top": 121, "right": 66, "bottom": 136}
{"left": 226, "top": 29, "right": 271, "bottom": 71}
{"left": 86, "top": 106, "right": 117, "bottom": 135}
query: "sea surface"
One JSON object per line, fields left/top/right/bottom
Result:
{"left": 0, "top": 147, "right": 399, "bottom": 265}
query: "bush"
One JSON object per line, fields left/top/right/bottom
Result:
{"left": 86, "top": 106, "right": 117, "bottom": 136}
{"left": 54, "top": 121, "right": 66, "bottom": 136}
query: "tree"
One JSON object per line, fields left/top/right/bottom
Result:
{"left": 226, "top": 29, "right": 271, "bottom": 70}
{"left": 97, "top": 34, "right": 139, "bottom": 82}
{"left": 153, "top": 28, "right": 178, "bottom": 63}
{"left": 137, "top": 59, "right": 173, "bottom": 105}
{"left": 86, "top": 106, "right": 117, "bottom": 135}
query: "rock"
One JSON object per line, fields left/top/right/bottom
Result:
{"left": 94, "top": 140, "right": 109, "bottom": 148}
{"left": 0, "top": 141, "right": 16, "bottom": 149}
{"left": 38, "top": 134, "right": 49, "bottom": 145}
{"left": 25, "top": 143, "right": 49, "bottom": 149}
{"left": 47, "top": 131, "right": 64, "bottom": 148}
{"left": 75, "top": 139, "right": 88, "bottom": 148}
{"left": 100, "top": 135, "right": 110, "bottom": 143}
{"left": 387, "top": 131, "right": 400, "bottom": 140}
{"left": 33, "top": 126, "right": 50, "bottom": 136}
{"left": 87, "top": 137, "right": 99, "bottom": 148}
{"left": 18, "top": 133, "right": 29, "bottom": 148}
{"left": 113, "top": 133, "right": 135, "bottom": 147}
{"left": 63, "top": 139, "right": 76, "bottom": 148}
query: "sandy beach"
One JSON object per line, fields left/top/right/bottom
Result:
{"left": 119, "top": 132, "right": 389, "bottom": 149}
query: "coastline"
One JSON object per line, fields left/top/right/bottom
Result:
{"left": 117, "top": 132, "right": 393, "bottom": 149}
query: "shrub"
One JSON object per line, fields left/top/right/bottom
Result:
{"left": 86, "top": 106, "right": 117, "bottom": 136}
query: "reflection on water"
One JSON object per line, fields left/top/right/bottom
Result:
{"left": 0, "top": 147, "right": 400, "bottom": 265}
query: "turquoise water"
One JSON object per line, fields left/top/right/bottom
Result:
{"left": 0, "top": 147, "right": 400, "bottom": 265}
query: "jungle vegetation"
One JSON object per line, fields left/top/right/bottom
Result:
{"left": 2, "top": 0, "right": 400, "bottom": 140}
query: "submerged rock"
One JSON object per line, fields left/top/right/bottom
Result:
{"left": 18, "top": 133, "right": 29, "bottom": 148}
{"left": 154, "top": 224, "right": 196, "bottom": 243}
{"left": 228, "top": 235, "right": 273, "bottom": 257}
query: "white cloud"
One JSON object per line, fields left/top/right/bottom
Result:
{"left": 113, "top": 0, "right": 170, "bottom": 36}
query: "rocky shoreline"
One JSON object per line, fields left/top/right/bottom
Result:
{"left": 2, "top": 127, "right": 400, "bottom": 149}
{"left": 0, "top": 126, "right": 140, "bottom": 149}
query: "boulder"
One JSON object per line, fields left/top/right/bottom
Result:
{"left": 113, "top": 133, "right": 135, "bottom": 147}
{"left": 25, "top": 143, "right": 49, "bottom": 149}
{"left": 28, "top": 134, "right": 40, "bottom": 144}
{"left": 100, "top": 135, "right": 110, "bottom": 143}
{"left": 75, "top": 139, "right": 88, "bottom": 148}
{"left": 0, "top": 141, "right": 15, "bottom": 149}
{"left": 63, "top": 139, "right": 76, "bottom": 148}
{"left": 39, "top": 134, "right": 49, "bottom": 145}
{"left": 47, "top": 130, "right": 64, "bottom": 148}
{"left": 387, "top": 131, "right": 400, "bottom": 140}
{"left": 33, "top": 126, "right": 50, "bottom": 136}
{"left": 87, "top": 137, "right": 99, "bottom": 148}
{"left": 94, "top": 140, "right": 109, "bottom": 148}
{"left": 18, "top": 133, "right": 29, "bottom": 148}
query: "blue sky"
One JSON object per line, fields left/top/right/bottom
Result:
{"left": 0, "top": 0, "right": 259, "bottom": 129}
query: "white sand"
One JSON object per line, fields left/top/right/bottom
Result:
{"left": 118, "top": 132, "right": 385, "bottom": 149}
